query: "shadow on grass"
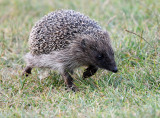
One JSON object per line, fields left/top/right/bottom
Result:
{"left": 21, "top": 65, "right": 159, "bottom": 94}
{"left": 73, "top": 71, "right": 124, "bottom": 91}
{"left": 21, "top": 70, "right": 123, "bottom": 93}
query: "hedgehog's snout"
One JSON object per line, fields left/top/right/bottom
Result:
{"left": 111, "top": 66, "right": 118, "bottom": 73}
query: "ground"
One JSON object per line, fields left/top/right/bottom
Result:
{"left": 0, "top": 0, "right": 160, "bottom": 117}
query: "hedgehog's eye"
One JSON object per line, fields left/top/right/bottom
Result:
{"left": 97, "top": 54, "right": 104, "bottom": 60}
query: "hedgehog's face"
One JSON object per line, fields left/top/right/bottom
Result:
{"left": 94, "top": 47, "right": 118, "bottom": 73}
{"left": 80, "top": 33, "right": 118, "bottom": 73}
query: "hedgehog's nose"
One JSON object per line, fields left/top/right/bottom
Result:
{"left": 112, "top": 66, "right": 118, "bottom": 73}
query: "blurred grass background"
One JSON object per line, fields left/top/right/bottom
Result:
{"left": 0, "top": 0, "right": 160, "bottom": 117}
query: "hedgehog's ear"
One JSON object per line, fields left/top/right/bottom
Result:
{"left": 81, "top": 39, "right": 86, "bottom": 48}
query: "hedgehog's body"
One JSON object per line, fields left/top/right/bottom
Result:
{"left": 24, "top": 10, "right": 118, "bottom": 91}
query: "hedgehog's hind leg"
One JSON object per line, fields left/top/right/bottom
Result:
{"left": 23, "top": 66, "right": 32, "bottom": 76}
{"left": 83, "top": 65, "right": 98, "bottom": 79}
{"left": 22, "top": 52, "right": 35, "bottom": 76}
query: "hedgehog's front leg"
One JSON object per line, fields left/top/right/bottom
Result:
{"left": 62, "top": 72, "right": 73, "bottom": 88}
{"left": 62, "top": 71, "right": 77, "bottom": 91}
{"left": 83, "top": 65, "right": 98, "bottom": 79}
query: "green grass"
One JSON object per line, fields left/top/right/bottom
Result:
{"left": 0, "top": 0, "right": 160, "bottom": 117}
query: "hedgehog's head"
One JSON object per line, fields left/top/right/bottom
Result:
{"left": 76, "top": 31, "right": 118, "bottom": 73}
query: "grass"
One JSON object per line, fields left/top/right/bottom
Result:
{"left": 0, "top": 0, "right": 160, "bottom": 117}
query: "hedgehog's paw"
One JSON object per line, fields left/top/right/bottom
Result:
{"left": 83, "top": 65, "right": 98, "bottom": 79}
{"left": 65, "top": 84, "right": 79, "bottom": 92}
{"left": 22, "top": 66, "right": 32, "bottom": 77}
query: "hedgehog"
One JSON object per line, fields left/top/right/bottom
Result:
{"left": 23, "top": 10, "right": 118, "bottom": 91}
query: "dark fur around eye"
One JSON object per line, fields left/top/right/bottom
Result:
{"left": 97, "top": 54, "right": 104, "bottom": 60}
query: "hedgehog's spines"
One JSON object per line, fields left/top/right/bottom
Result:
{"left": 29, "top": 9, "right": 102, "bottom": 55}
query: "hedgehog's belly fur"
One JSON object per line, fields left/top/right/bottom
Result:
{"left": 25, "top": 52, "right": 64, "bottom": 73}
{"left": 25, "top": 49, "right": 83, "bottom": 74}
